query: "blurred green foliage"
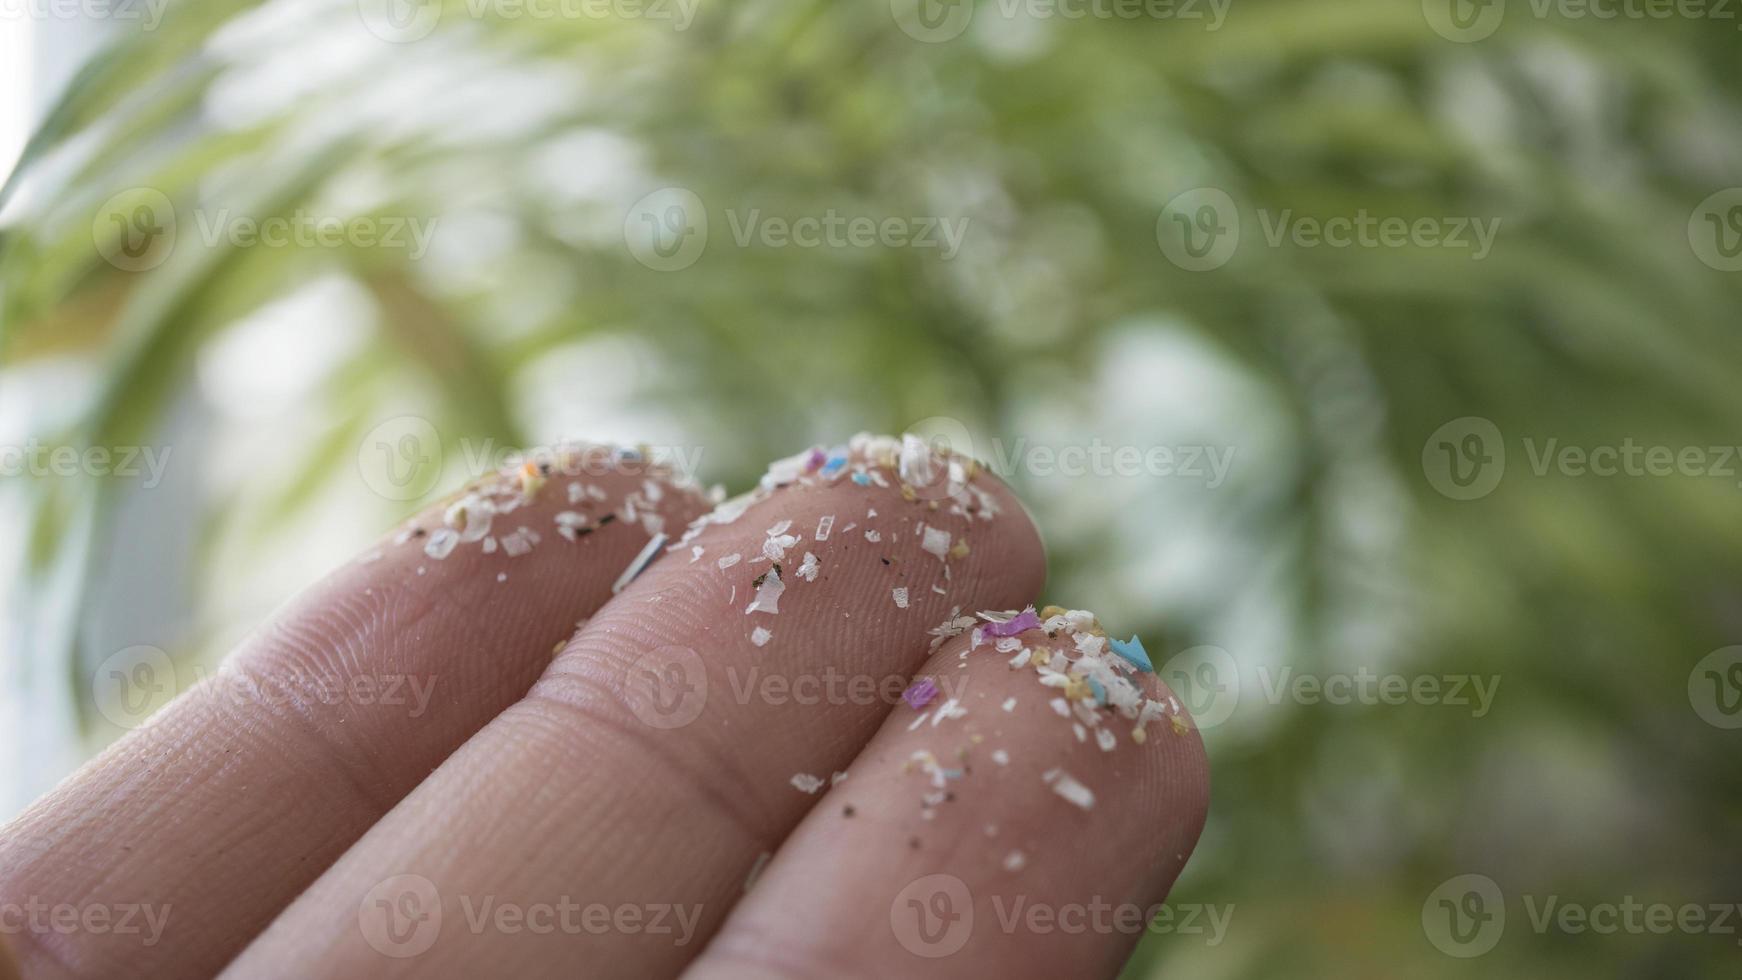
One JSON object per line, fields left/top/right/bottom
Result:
{"left": 3, "top": 0, "right": 1741, "bottom": 975}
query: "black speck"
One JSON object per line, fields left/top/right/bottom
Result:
{"left": 411, "top": 528, "right": 426, "bottom": 538}
{"left": 598, "top": 513, "right": 617, "bottom": 526}
{"left": 843, "top": 805, "right": 856, "bottom": 818}
{"left": 880, "top": 557, "right": 891, "bottom": 565}
{"left": 908, "top": 837, "right": 921, "bottom": 849}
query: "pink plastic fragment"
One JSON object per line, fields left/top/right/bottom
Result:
{"left": 985, "top": 607, "right": 1042, "bottom": 638}
{"left": 903, "top": 678, "right": 939, "bottom": 710}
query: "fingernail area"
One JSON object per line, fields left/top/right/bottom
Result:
{"left": 371, "top": 441, "right": 715, "bottom": 575}
{"left": 894, "top": 606, "right": 1189, "bottom": 846}
{"left": 665, "top": 432, "right": 1008, "bottom": 650}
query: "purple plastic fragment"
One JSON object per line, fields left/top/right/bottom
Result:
{"left": 903, "top": 677, "right": 939, "bottom": 710}
{"left": 985, "top": 607, "right": 1042, "bottom": 638}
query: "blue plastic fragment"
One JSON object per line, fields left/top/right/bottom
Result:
{"left": 822, "top": 453, "right": 849, "bottom": 475}
{"left": 850, "top": 471, "right": 871, "bottom": 486}
{"left": 1086, "top": 676, "right": 1109, "bottom": 705}
{"left": 1109, "top": 634, "right": 1154, "bottom": 673}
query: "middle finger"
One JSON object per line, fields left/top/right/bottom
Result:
{"left": 227, "top": 433, "right": 1046, "bottom": 978}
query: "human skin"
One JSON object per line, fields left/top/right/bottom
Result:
{"left": 0, "top": 434, "right": 1208, "bottom": 979}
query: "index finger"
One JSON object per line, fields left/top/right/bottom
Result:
{"left": 0, "top": 443, "right": 712, "bottom": 979}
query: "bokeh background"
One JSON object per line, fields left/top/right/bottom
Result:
{"left": 3, "top": 1, "right": 1741, "bottom": 975}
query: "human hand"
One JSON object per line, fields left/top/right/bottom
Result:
{"left": 0, "top": 434, "right": 1208, "bottom": 979}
